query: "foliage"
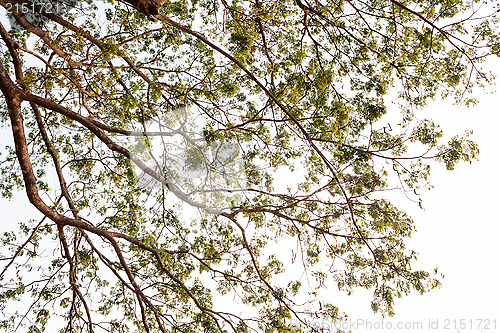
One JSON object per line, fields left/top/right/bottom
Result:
{"left": 0, "top": 0, "right": 496, "bottom": 331}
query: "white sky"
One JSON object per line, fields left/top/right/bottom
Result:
{"left": 326, "top": 63, "right": 500, "bottom": 332}
{"left": 2, "top": 80, "right": 499, "bottom": 332}
{"left": 0, "top": 9, "right": 499, "bottom": 333}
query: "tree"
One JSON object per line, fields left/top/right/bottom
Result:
{"left": 0, "top": 0, "right": 496, "bottom": 331}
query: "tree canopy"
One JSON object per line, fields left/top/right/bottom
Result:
{"left": 0, "top": 0, "right": 497, "bottom": 331}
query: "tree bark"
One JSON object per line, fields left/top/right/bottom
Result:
{"left": 121, "top": 0, "right": 168, "bottom": 15}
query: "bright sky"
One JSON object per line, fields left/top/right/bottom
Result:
{"left": 325, "top": 61, "right": 500, "bottom": 332}
{"left": 1, "top": 9, "right": 499, "bottom": 333}
{"left": 2, "top": 80, "right": 499, "bottom": 332}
